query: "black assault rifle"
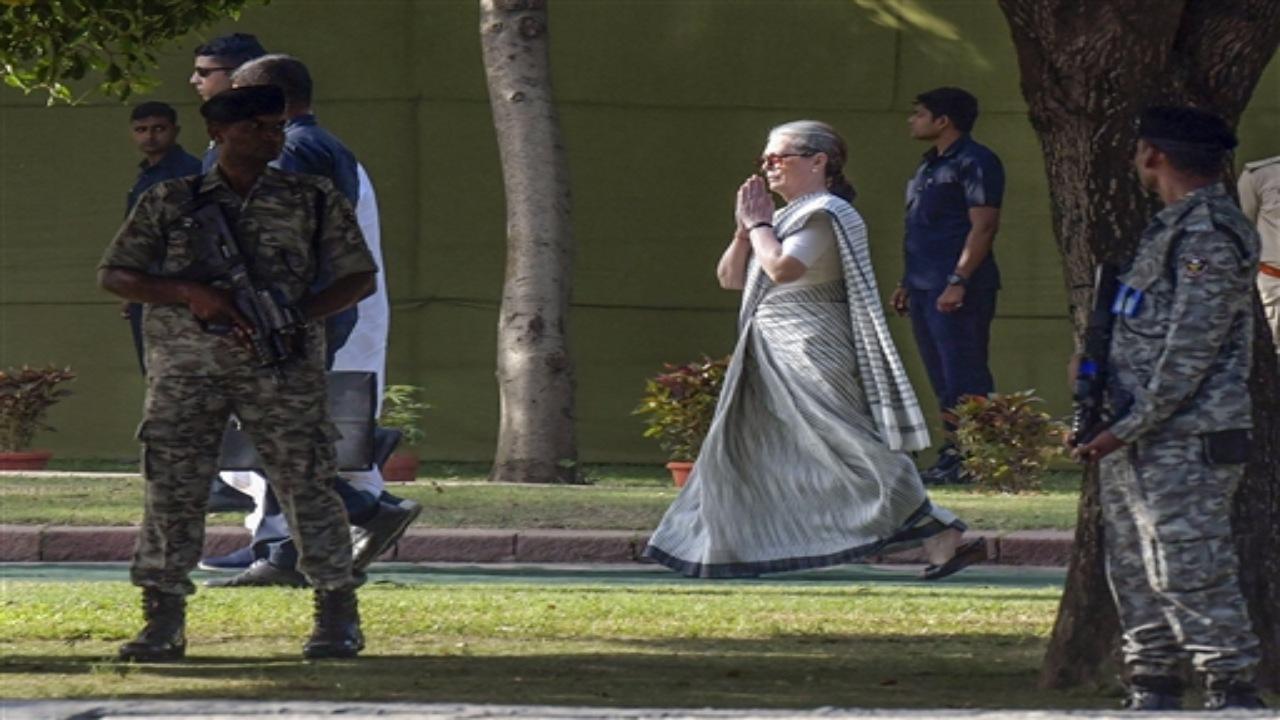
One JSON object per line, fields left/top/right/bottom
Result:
{"left": 1069, "top": 263, "right": 1120, "bottom": 447}
{"left": 179, "top": 197, "right": 307, "bottom": 378}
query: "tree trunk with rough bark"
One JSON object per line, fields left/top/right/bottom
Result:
{"left": 996, "top": 0, "right": 1280, "bottom": 691}
{"left": 479, "top": 0, "right": 578, "bottom": 484}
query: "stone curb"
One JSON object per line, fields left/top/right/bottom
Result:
{"left": 0, "top": 525, "right": 1075, "bottom": 566}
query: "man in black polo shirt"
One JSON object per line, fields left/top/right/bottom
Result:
{"left": 122, "top": 101, "right": 203, "bottom": 374}
{"left": 890, "top": 87, "right": 1005, "bottom": 484}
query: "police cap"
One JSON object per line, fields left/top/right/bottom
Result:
{"left": 1138, "top": 106, "right": 1237, "bottom": 151}
{"left": 199, "top": 85, "right": 286, "bottom": 124}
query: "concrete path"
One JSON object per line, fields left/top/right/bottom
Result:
{"left": 0, "top": 561, "right": 1067, "bottom": 587}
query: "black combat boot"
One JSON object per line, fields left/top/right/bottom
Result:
{"left": 117, "top": 588, "right": 186, "bottom": 662}
{"left": 1122, "top": 675, "right": 1182, "bottom": 711}
{"left": 302, "top": 587, "right": 364, "bottom": 659}
{"left": 1204, "top": 679, "right": 1267, "bottom": 710}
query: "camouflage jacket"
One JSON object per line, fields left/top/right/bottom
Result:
{"left": 99, "top": 166, "right": 376, "bottom": 377}
{"left": 1106, "top": 182, "right": 1259, "bottom": 442}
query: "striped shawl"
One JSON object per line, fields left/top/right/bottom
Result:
{"left": 739, "top": 192, "right": 931, "bottom": 451}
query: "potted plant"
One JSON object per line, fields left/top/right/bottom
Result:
{"left": 952, "top": 389, "right": 1067, "bottom": 493}
{"left": 633, "top": 355, "right": 729, "bottom": 487}
{"left": 379, "top": 384, "right": 428, "bottom": 483}
{"left": 0, "top": 365, "right": 76, "bottom": 471}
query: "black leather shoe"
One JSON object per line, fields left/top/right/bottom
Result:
{"left": 351, "top": 499, "right": 422, "bottom": 570}
{"left": 1122, "top": 675, "right": 1182, "bottom": 711}
{"left": 207, "top": 477, "right": 255, "bottom": 513}
{"left": 303, "top": 588, "right": 364, "bottom": 659}
{"left": 922, "top": 462, "right": 973, "bottom": 485}
{"left": 1123, "top": 688, "right": 1181, "bottom": 711}
{"left": 1204, "top": 681, "right": 1266, "bottom": 710}
{"left": 118, "top": 589, "right": 186, "bottom": 662}
{"left": 205, "top": 559, "right": 309, "bottom": 588}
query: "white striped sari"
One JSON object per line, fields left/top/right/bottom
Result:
{"left": 644, "top": 192, "right": 962, "bottom": 578}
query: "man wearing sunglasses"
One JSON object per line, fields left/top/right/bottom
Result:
{"left": 187, "top": 33, "right": 273, "bottom": 515}
{"left": 190, "top": 33, "right": 266, "bottom": 103}
{"left": 191, "top": 33, "right": 267, "bottom": 176}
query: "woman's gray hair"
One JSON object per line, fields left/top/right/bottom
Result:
{"left": 769, "top": 120, "right": 857, "bottom": 202}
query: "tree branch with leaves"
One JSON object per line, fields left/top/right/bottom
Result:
{"left": 0, "top": 0, "right": 265, "bottom": 103}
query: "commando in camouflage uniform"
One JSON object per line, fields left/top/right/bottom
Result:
{"left": 1102, "top": 182, "right": 1261, "bottom": 686}
{"left": 100, "top": 164, "right": 376, "bottom": 595}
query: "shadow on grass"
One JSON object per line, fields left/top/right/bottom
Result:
{"left": 0, "top": 634, "right": 1117, "bottom": 709}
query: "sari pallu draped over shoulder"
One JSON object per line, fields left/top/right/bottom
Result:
{"left": 644, "top": 192, "right": 960, "bottom": 579}
{"left": 747, "top": 192, "right": 931, "bottom": 452}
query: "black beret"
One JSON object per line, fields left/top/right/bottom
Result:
{"left": 1138, "top": 106, "right": 1237, "bottom": 150}
{"left": 199, "top": 85, "right": 286, "bottom": 124}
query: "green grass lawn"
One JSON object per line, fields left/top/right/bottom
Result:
{"left": 1, "top": 463, "right": 1081, "bottom": 531}
{"left": 0, "top": 578, "right": 1124, "bottom": 708}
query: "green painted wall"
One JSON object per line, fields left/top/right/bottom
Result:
{"left": 1, "top": 0, "right": 1277, "bottom": 462}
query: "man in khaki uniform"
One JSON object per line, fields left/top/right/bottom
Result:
{"left": 98, "top": 85, "right": 376, "bottom": 661}
{"left": 1237, "top": 154, "right": 1280, "bottom": 355}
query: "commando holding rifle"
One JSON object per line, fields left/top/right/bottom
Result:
{"left": 97, "top": 85, "right": 377, "bottom": 662}
{"left": 1067, "top": 106, "right": 1263, "bottom": 712}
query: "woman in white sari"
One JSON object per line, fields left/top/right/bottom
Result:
{"left": 644, "top": 121, "right": 987, "bottom": 580}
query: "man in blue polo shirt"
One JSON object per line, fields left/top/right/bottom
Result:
{"left": 890, "top": 87, "right": 1005, "bottom": 484}
{"left": 125, "top": 102, "right": 202, "bottom": 214}
{"left": 230, "top": 53, "right": 360, "bottom": 367}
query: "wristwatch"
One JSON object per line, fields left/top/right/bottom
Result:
{"left": 946, "top": 273, "right": 968, "bottom": 287}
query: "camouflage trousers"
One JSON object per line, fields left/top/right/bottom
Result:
{"left": 1100, "top": 434, "right": 1259, "bottom": 684}
{"left": 131, "top": 371, "right": 355, "bottom": 595}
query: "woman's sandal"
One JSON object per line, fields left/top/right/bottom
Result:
{"left": 920, "top": 537, "right": 988, "bottom": 581}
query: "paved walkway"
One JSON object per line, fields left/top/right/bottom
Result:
{"left": 3, "top": 700, "right": 1271, "bottom": 719}
{"left": 0, "top": 525, "right": 1074, "bottom": 566}
{"left": 0, "top": 561, "right": 1067, "bottom": 587}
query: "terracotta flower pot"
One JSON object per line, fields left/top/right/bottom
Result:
{"left": 382, "top": 451, "right": 420, "bottom": 483}
{"left": 0, "top": 450, "right": 53, "bottom": 471}
{"left": 665, "top": 460, "right": 694, "bottom": 488}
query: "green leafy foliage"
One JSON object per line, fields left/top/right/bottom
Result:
{"left": 632, "top": 355, "right": 729, "bottom": 461}
{"left": 953, "top": 390, "right": 1067, "bottom": 494}
{"left": 0, "top": 365, "right": 75, "bottom": 452}
{"left": 0, "top": 0, "right": 267, "bottom": 103}
{"left": 380, "top": 384, "right": 429, "bottom": 447}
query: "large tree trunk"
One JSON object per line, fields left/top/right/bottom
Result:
{"left": 479, "top": 0, "right": 578, "bottom": 484}
{"left": 997, "top": 0, "right": 1280, "bottom": 690}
